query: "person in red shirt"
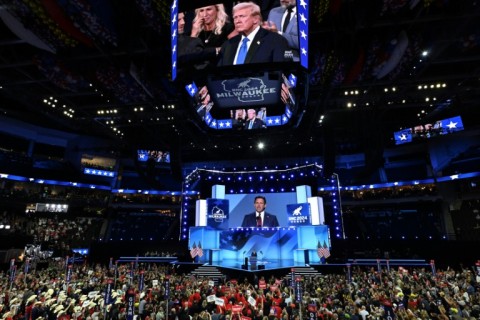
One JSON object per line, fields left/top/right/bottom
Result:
{"left": 234, "top": 292, "right": 247, "bottom": 306}
{"left": 407, "top": 294, "right": 418, "bottom": 310}
{"left": 271, "top": 291, "right": 283, "bottom": 307}
{"left": 188, "top": 289, "right": 201, "bottom": 307}
{"left": 25, "top": 296, "right": 36, "bottom": 320}
{"left": 269, "top": 301, "right": 282, "bottom": 319}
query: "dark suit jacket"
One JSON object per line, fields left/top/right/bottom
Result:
{"left": 244, "top": 118, "right": 266, "bottom": 130}
{"left": 177, "top": 34, "right": 215, "bottom": 81}
{"left": 178, "top": 34, "right": 220, "bottom": 62}
{"left": 267, "top": 6, "right": 299, "bottom": 60}
{"left": 241, "top": 212, "right": 279, "bottom": 227}
{"left": 217, "top": 27, "right": 290, "bottom": 66}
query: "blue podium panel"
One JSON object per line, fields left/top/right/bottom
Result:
{"left": 297, "top": 225, "right": 330, "bottom": 263}
{"left": 297, "top": 225, "right": 329, "bottom": 248}
{"left": 189, "top": 226, "right": 330, "bottom": 265}
{"left": 189, "top": 227, "right": 219, "bottom": 249}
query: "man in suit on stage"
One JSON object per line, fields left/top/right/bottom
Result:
{"left": 217, "top": 2, "right": 290, "bottom": 66}
{"left": 263, "top": 0, "right": 299, "bottom": 62}
{"left": 242, "top": 196, "right": 279, "bottom": 227}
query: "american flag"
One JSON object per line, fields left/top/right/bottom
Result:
{"left": 190, "top": 242, "right": 198, "bottom": 258}
{"left": 316, "top": 240, "right": 323, "bottom": 258}
{"left": 197, "top": 242, "right": 204, "bottom": 257}
{"left": 321, "top": 241, "right": 331, "bottom": 258}
{"left": 317, "top": 240, "right": 331, "bottom": 258}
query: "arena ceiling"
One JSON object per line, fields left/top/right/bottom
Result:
{"left": 0, "top": 0, "right": 479, "bottom": 168}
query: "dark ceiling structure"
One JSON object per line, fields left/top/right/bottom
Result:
{"left": 0, "top": 0, "right": 479, "bottom": 173}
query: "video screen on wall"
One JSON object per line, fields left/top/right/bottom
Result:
{"left": 137, "top": 150, "right": 171, "bottom": 163}
{"left": 205, "top": 192, "right": 313, "bottom": 229}
{"left": 171, "top": 0, "right": 309, "bottom": 130}
{"left": 393, "top": 115, "right": 465, "bottom": 145}
{"left": 33, "top": 203, "right": 68, "bottom": 213}
{"left": 81, "top": 154, "right": 116, "bottom": 170}
{"left": 81, "top": 154, "right": 116, "bottom": 177}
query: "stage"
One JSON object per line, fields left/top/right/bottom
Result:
{"left": 192, "top": 257, "right": 328, "bottom": 270}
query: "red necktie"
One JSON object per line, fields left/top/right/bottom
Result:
{"left": 257, "top": 214, "right": 262, "bottom": 227}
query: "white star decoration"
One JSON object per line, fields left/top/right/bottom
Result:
{"left": 300, "top": 0, "right": 307, "bottom": 9}
{"left": 300, "top": 13, "right": 307, "bottom": 24}
{"left": 446, "top": 121, "right": 457, "bottom": 129}
{"left": 399, "top": 134, "right": 407, "bottom": 141}
{"left": 301, "top": 30, "right": 307, "bottom": 40}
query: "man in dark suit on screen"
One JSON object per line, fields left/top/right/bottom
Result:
{"left": 244, "top": 109, "right": 266, "bottom": 130}
{"left": 217, "top": 2, "right": 290, "bottom": 66}
{"left": 264, "top": 0, "right": 299, "bottom": 61}
{"left": 242, "top": 196, "right": 279, "bottom": 228}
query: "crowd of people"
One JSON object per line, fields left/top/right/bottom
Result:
{"left": 26, "top": 217, "right": 103, "bottom": 249}
{"left": 0, "top": 213, "right": 103, "bottom": 255}
{"left": 0, "top": 258, "right": 479, "bottom": 320}
{"left": 335, "top": 186, "right": 439, "bottom": 202}
{"left": 143, "top": 251, "right": 176, "bottom": 258}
